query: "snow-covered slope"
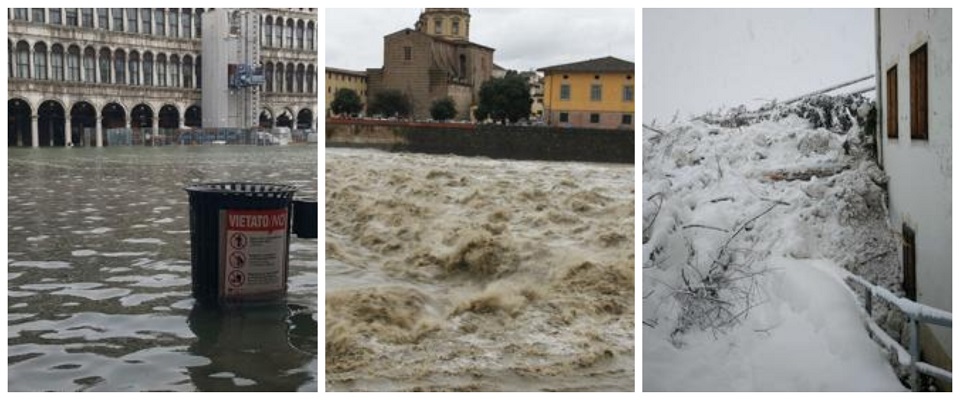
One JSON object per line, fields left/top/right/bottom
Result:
{"left": 642, "top": 104, "right": 906, "bottom": 391}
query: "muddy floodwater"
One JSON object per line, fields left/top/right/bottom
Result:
{"left": 8, "top": 146, "right": 318, "bottom": 391}
{"left": 326, "top": 148, "right": 635, "bottom": 391}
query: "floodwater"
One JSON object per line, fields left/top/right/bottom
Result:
{"left": 8, "top": 145, "right": 318, "bottom": 391}
{"left": 326, "top": 148, "right": 635, "bottom": 391}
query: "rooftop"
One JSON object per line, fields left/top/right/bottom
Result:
{"left": 538, "top": 56, "right": 635, "bottom": 73}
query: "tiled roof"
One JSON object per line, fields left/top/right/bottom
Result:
{"left": 538, "top": 56, "right": 635, "bottom": 73}
{"left": 325, "top": 67, "right": 367, "bottom": 77}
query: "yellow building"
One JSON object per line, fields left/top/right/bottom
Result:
{"left": 539, "top": 56, "right": 635, "bottom": 129}
{"left": 325, "top": 67, "right": 367, "bottom": 116}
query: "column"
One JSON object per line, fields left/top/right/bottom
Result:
{"left": 31, "top": 114, "right": 39, "bottom": 148}
{"left": 179, "top": 116, "right": 186, "bottom": 129}
{"left": 152, "top": 116, "right": 160, "bottom": 146}
{"left": 65, "top": 117, "right": 72, "bottom": 146}
{"left": 95, "top": 116, "right": 103, "bottom": 147}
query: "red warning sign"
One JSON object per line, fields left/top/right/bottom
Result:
{"left": 220, "top": 209, "right": 288, "bottom": 300}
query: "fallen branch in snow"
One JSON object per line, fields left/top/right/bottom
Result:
{"left": 682, "top": 224, "right": 728, "bottom": 233}
{"left": 642, "top": 192, "right": 665, "bottom": 244}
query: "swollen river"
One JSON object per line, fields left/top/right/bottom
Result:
{"left": 8, "top": 146, "right": 317, "bottom": 391}
{"left": 326, "top": 148, "right": 635, "bottom": 391}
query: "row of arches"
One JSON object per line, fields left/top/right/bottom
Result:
{"left": 9, "top": 98, "right": 315, "bottom": 147}
{"left": 11, "top": 40, "right": 319, "bottom": 94}
{"left": 10, "top": 40, "right": 201, "bottom": 89}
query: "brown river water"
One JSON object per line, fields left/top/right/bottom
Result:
{"left": 325, "top": 148, "right": 635, "bottom": 391}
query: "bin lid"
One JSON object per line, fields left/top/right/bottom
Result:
{"left": 184, "top": 182, "right": 298, "bottom": 198}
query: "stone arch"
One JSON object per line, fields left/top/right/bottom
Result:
{"left": 296, "top": 19, "right": 304, "bottom": 49}
{"left": 15, "top": 40, "right": 31, "bottom": 79}
{"left": 296, "top": 108, "right": 313, "bottom": 130}
{"left": 169, "top": 54, "right": 180, "bottom": 88}
{"left": 275, "top": 62, "right": 284, "bottom": 93}
{"left": 101, "top": 102, "right": 127, "bottom": 128}
{"left": 306, "top": 64, "right": 315, "bottom": 94}
{"left": 129, "top": 50, "right": 141, "bottom": 85}
{"left": 275, "top": 17, "right": 283, "bottom": 47}
{"left": 38, "top": 99, "right": 66, "bottom": 147}
{"left": 276, "top": 108, "right": 294, "bottom": 128}
{"left": 307, "top": 20, "right": 315, "bottom": 50}
{"left": 182, "top": 55, "right": 194, "bottom": 88}
{"left": 69, "top": 100, "right": 97, "bottom": 146}
{"left": 184, "top": 104, "right": 201, "bottom": 128}
{"left": 156, "top": 53, "right": 168, "bottom": 87}
{"left": 285, "top": 63, "right": 294, "bottom": 93}
{"left": 113, "top": 48, "right": 126, "bottom": 84}
{"left": 158, "top": 103, "right": 180, "bottom": 129}
{"left": 285, "top": 19, "right": 294, "bottom": 49}
{"left": 131, "top": 103, "right": 154, "bottom": 133}
{"left": 143, "top": 51, "right": 154, "bottom": 86}
{"left": 259, "top": 107, "right": 274, "bottom": 129}
{"left": 9, "top": 98, "right": 33, "bottom": 146}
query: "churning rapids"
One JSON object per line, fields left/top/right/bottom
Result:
{"left": 325, "top": 148, "right": 635, "bottom": 391}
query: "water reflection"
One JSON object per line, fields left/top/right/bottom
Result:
{"left": 187, "top": 303, "right": 317, "bottom": 391}
{"left": 8, "top": 146, "right": 318, "bottom": 391}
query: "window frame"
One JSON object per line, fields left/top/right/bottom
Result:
{"left": 910, "top": 44, "right": 928, "bottom": 140}
{"left": 590, "top": 84, "right": 602, "bottom": 102}
{"left": 560, "top": 84, "right": 571, "bottom": 100}
{"left": 886, "top": 65, "right": 898, "bottom": 139}
{"left": 589, "top": 113, "right": 600, "bottom": 124}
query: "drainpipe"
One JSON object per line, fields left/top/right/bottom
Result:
{"left": 875, "top": 8, "right": 884, "bottom": 168}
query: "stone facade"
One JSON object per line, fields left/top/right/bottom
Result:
{"left": 366, "top": 9, "right": 494, "bottom": 120}
{"left": 325, "top": 67, "right": 367, "bottom": 116}
{"left": 8, "top": 8, "right": 317, "bottom": 147}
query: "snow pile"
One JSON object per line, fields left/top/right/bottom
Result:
{"left": 642, "top": 99, "right": 906, "bottom": 391}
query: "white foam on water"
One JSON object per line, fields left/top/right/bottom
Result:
{"left": 72, "top": 250, "right": 98, "bottom": 257}
{"left": 26, "top": 235, "right": 50, "bottom": 242}
{"left": 10, "top": 261, "right": 71, "bottom": 269}
{"left": 122, "top": 238, "right": 167, "bottom": 245}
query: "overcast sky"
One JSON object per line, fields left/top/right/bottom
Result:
{"left": 643, "top": 9, "right": 875, "bottom": 125}
{"left": 325, "top": 8, "right": 635, "bottom": 73}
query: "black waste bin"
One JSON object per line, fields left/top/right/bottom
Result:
{"left": 185, "top": 182, "right": 297, "bottom": 306}
{"left": 292, "top": 198, "right": 318, "bottom": 239}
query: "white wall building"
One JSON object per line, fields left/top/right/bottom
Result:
{"left": 875, "top": 8, "right": 951, "bottom": 371}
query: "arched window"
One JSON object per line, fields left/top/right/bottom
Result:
{"left": 83, "top": 47, "right": 96, "bottom": 82}
{"left": 296, "top": 64, "right": 304, "bottom": 93}
{"left": 51, "top": 44, "right": 65, "bottom": 81}
{"left": 114, "top": 49, "right": 125, "bottom": 84}
{"left": 195, "top": 56, "right": 201, "bottom": 89}
{"left": 275, "top": 18, "right": 283, "bottom": 48}
{"left": 67, "top": 45, "right": 81, "bottom": 81}
{"left": 264, "top": 17, "right": 273, "bottom": 47}
{"left": 275, "top": 62, "right": 284, "bottom": 93}
{"left": 452, "top": 18, "right": 460, "bottom": 35}
{"left": 128, "top": 51, "right": 140, "bottom": 85}
{"left": 307, "top": 65, "right": 315, "bottom": 93}
{"left": 143, "top": 52, "right": 153, "bottom": 86}
{"left": 33, "top": 43, "right": 47, "bottom": 80}
{"left": 285, "top": 63, "right": 294, "bottom": 92}
{"left": 170, "top": 55, "right": 180, "bottom": 87}
{"left": 285, "top": 20, "right": 293, "bottom": 49}
{"left": 265, "top": 62, "right": 273, "bottom": 92}
{"left": 183, "top": 55, "right": 193, "bottom": 88}
{"left": 157, "top": 54, "right": 167, "bottom": 86}
{"left": 296, "top": 20, "right": 304, "bottom": 49}
{"left": 97, "top": 9, "right": 108, "bottom": 29}
{"left": 306, "top": 22, "right": 315, "bottom": 50}
{"left": 99, "top": 48, "right": 111, "bottom": 83}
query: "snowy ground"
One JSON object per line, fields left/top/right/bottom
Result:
{"left": 642, "top": 110, "right": 907, "bottom": 391}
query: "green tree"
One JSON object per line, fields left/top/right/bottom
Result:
{"left": 475, "top": 71, "right": 531, "bottom": 124}
{"left": 330, "top": 88, "right": 364, "bottom": 117}
{"left": 430, "top": 97, "right": 457, "bottom": 121}
{"left": 368, "top": 90, "right": 412, "bottom": 118}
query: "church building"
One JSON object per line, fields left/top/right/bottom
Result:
{"left": 366, "top": 8, "right": 495, "bottom": 120}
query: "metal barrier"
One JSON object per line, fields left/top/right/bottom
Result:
{"left": 843, "top": 271, "right": 952, "bottom": 390}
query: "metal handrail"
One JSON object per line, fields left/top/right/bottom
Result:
{"left": 843, "top": 271, "right": 952, "bottom": 391}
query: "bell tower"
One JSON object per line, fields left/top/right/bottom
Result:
{"left": 415, "top": 8, "right": 470, "bottom": 41}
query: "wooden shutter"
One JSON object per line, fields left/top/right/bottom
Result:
{"left": 887, "top": 66, "right": 898, "bottom": 139}
{"left": 910, "top": 44, "right": 928, "bottom": 139}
